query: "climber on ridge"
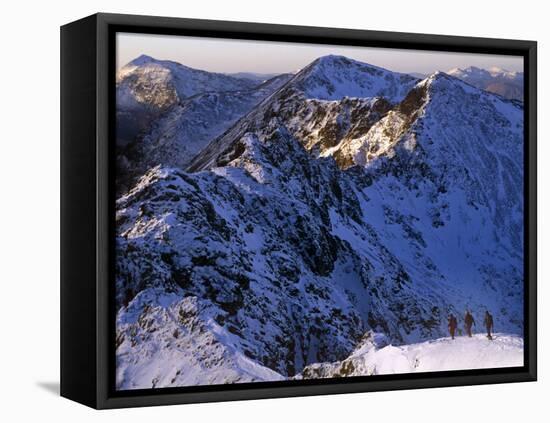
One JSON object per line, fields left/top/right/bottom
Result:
{"left": 464, "top": 310, "right": 475, "bottom": 337}
{"left": 484, "top": 310, "right": 494, "bottom": 340}
{"left": 448, "top": 313, "right": 458, "bottom": 340}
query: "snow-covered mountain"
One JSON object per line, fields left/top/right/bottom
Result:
{"left": 117, "top": 54, "right": 258, "bottom": 109}
{"left": 447, "top": 66, "right": 523, "bottom": 100}
{"left": 188, "top": 55, "right": 417, "bottom": 171}
{"left": 117, "top": 72, "right": 292, "bottom": 193}
{"left": 115, "top": 55, "right": 293, "bottom": 193}
{"left": 115, "top": 55, "right": 524, "bottom": 390}
{"left": 116, "top": 55, "right": 258, "bottom": 147}
{"left": 292, "top": 55, "right": 418, "bottom": 101}
{"left": 184, "top": 68, "right": 523, "bottom": 336}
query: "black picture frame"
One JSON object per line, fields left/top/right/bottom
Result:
{"left": 60, "top": 12, "right": 537, "bottom": 409}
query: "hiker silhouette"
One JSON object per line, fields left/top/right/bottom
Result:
{"left": 484, "top": 311, "right": 494, "bottom": 340}
{"left": 448, "top": 314, "right": 458, "bottom": 340}
{"left": 464, "top": 310, "right": 475, "bottom": 337}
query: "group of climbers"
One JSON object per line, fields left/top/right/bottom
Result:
{"left": 447, "top": 310, "right": 494, "bottom": 340}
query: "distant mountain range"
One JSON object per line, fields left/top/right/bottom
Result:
{"left": 447, "top": 66, "right": 524, "bottom": 100}
{"left": 226, "top": 71, "right": 282, "bottom": 82}
{"left": 115, "top": 54, "right": 524, "bottom": 390}
{"left": 407, "top": 66, "right": 523, "bottom": 101}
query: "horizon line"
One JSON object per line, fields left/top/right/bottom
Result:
{"left": 118, "top": 52, "right": 523, "bottom": 78}
{"left": 116, "top": 32, "right": 523, "bottom": 75}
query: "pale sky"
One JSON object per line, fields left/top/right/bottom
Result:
{"left": 116, "top": 32, "right": 523, "bottom": 75}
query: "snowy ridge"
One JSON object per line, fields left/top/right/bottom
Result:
{"left": 298, "top": 333, "right": 523, "bottom": 379}
{"left": 336, "top": 71, "right": 523, "bottom": 168}
{"left": 117, "top": 291, "right": 523, "bottom": 390}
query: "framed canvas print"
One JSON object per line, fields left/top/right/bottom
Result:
{"left": 60, "top": 13, "right": 537, "bottom": 409}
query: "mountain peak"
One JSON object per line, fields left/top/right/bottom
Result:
{"left": 415, "top": 71, "right": 492, "bottom": 101}
{"left": 423, "top": 71, "right": 455, "bottom": 85}
{"left": 423, "top": 70, "right": 473, "bottom": 89}
{"left": 311, "top": 55, "right": 384, "bottom": 73}
{"left": 290, "top": 55, "right": 417, "bottom": 102}
{"left": 127, "top": 54, "right": 157, "bottom": 67}
{"left": 125, "top": 55, "right": 195, "bottom": 73}
{"left": 315, "top": 54, "right": 354, "bottom": 65}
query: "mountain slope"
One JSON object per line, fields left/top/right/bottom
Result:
{"left": 116, "top": 126, "right": 382, "bottom": 378}
{"left": 331, "top": 73, "right": 524, "bottom": 339}
{"left": 116, "top": 288, "right": 285, "bottom": 389}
